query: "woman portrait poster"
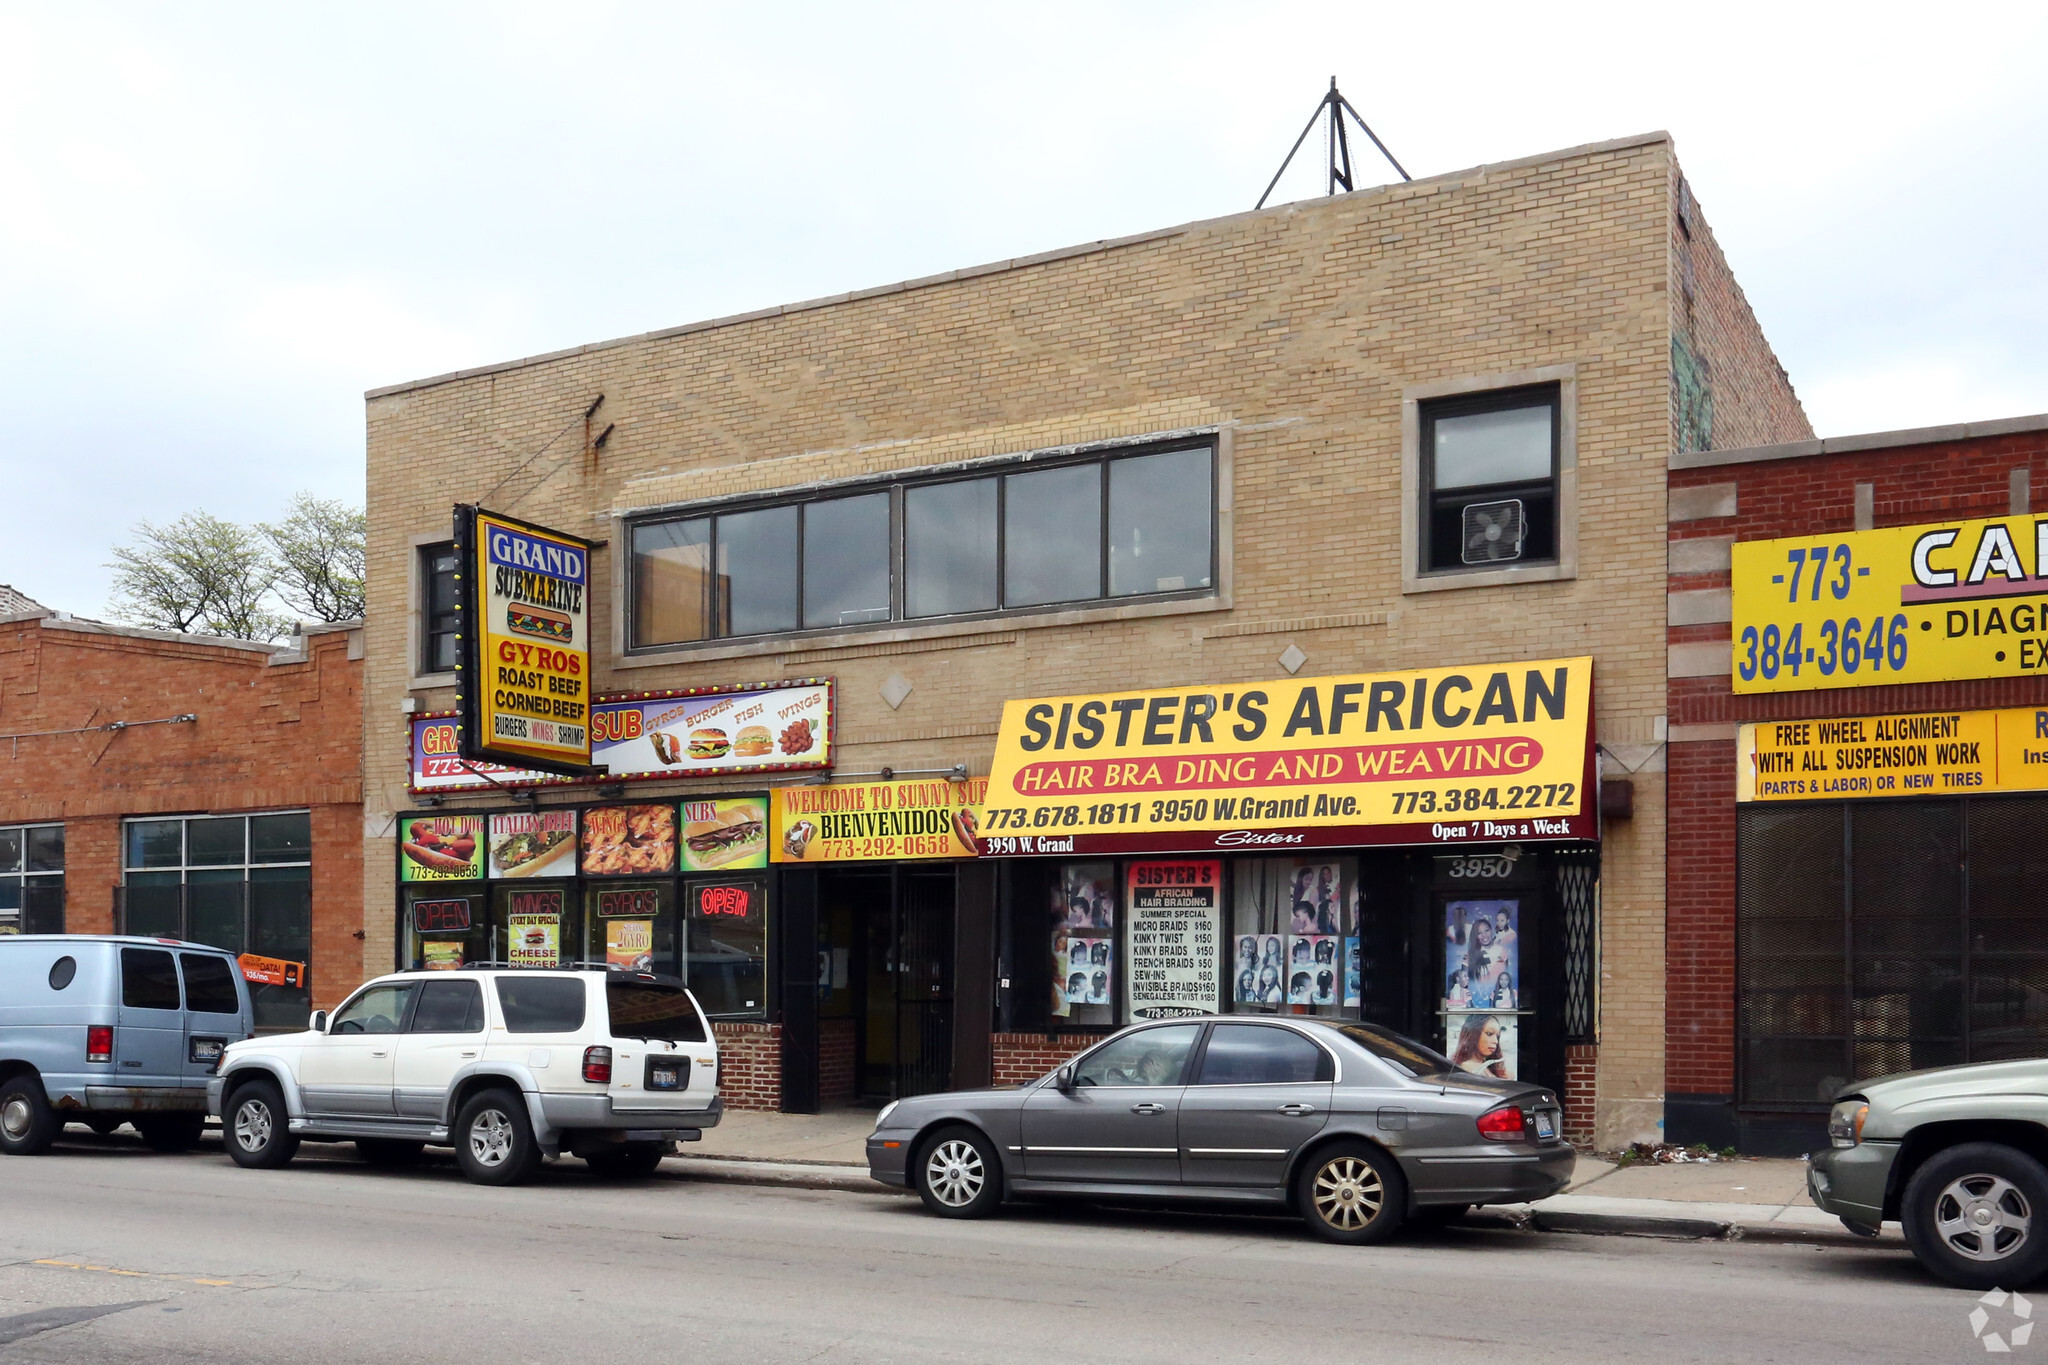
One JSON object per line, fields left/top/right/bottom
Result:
{"left": 1443, "top": 899, "right": 1519, "bottom": 1014}
{"left": 1449, "top": 1013, "right": 1516, "bottom": 1079}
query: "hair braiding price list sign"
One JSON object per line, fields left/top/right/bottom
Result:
{"left": 1124, "top": 860, "right": 1222, "bottom": 1019}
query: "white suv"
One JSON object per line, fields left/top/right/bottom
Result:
{"left": 208, "top": 967, "right": 721, "bottom": 1185}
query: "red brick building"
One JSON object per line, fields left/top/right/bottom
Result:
{"left": 1666, "top": 414, "right": 2048, "bottom": 1153}
{"left": 0, "top": 589, "right": 364, "bottom": 1025}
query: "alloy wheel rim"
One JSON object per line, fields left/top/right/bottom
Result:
{"left": 1, "top": 1096, "right": 29, "bottom": 1139}
{"left": 1313, "top": 1156, "right": 1385, "bottom": 1231}
{"left": 1935, "top": 1174, "right": 2032, "bottom": 1262}
{"left": 233, "top": 1100, "right": 272, "bottom": 1151}
{"left": 471, "top": 1109, "right": 514, "bottom": 1167}
{"left": 926, "top": 1139, "right": 986, "bottom": 1206}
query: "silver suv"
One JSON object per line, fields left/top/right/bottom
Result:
{"left": 209, "top": 967, "right": 721, "bottom": 1184}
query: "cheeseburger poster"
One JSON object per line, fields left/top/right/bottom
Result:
{"left": 455, "top": 505, "right": 597, "bottom": 776}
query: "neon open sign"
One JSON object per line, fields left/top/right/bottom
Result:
{"left": 697, "top": 885, "right": 752, "bottom": 919}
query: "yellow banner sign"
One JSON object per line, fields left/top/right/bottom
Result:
{"left": 1731, "top": 515, "right": 2048, "bottom": 694}
{"left": 459, "top": 506, "right": 595, "bottom": 774}
{"left": 981, "top": 658, "right": 1595, "bottom": 855}
{"left": 1738, "top": 706, "right": 2048, "bottom": 801}
{"left": 772, "top": 778, "right": 989, "bottom": 863}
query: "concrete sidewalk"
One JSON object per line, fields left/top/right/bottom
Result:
{"left": 675, "top": 1108, "right": 1890, "bottom": 1247}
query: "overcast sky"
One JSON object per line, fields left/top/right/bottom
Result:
{"left": 3, "top": 3, "right": 2045, "bottom": 616}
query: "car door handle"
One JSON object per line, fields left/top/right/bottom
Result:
{"left": 1277, "top": 1103, "right": 1317, "bottom": 1116}
{"left": 1130, "top": 1102, "right": 1167, "bottom": 1115}
{"left": 371, "top": 1049, "right": 389, "bottom": 1058}
{"left": 460, "top": 1050, "right": 478, "bottom": 1059}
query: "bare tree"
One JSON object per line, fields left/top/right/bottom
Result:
{"left": 261, "top": 494, "right": 366, "bottom": 623}
{"left": 108, "top": 512, "right": 289, "bottom": 641}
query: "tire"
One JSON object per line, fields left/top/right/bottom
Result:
{"left": 224, "top": 1080, "right": 300, "bottom": 1170}
{"left": 1902, "top": 1142, "right": 2048, "bottom": 1290}
{"left": 0, "top": 1077, "right": 59, "bottom": 1156}
{"left": 1296, "top": 1141, "right": 1407, "bottom": 1245}
{"left": 454, "top": 1088, "right": 541, "bottom": 1187}
{"left": 914, "top": 1125, "right": 1003, "bottom": 1219}
{"left": 357, "top": 1139, "right": 426, "bottom": 1168}
{"left": 584, "top": 1143, "right": 667, "bottom": 1179}
{"left": 136, "top": 1113, "right": 205, "bottom": 1153}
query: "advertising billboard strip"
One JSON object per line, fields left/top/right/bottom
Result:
{"left": 981, "top": 658, "right": 1595, "bottom": 855}
{"left": 771, "top": 778, "right": 988, "bottom": 863}
{"left": 454, "top": 504, "right": 598, "bottom": 776}
{"left": 409, "top": 678, "right": 834, "bottom": 793}
{"left": 1738, "top": 706, "right": 2048, "bottom": 802}
{"left": 1731, "top": 515, "right": 2048, "bottom": 694}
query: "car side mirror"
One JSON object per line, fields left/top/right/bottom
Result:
{"left": 1055, "top": 1065, "right": 1076, "bottom": 1093}
{"left": 309, "top": 1010, "right": 328, "bottom": 1034}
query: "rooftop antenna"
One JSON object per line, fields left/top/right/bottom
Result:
{"left": 1256, "top": 77, "right": 1410, "bottom": 210}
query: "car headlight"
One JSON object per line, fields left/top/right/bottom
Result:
{"left": 875, "top": 1100, "right": 899, "bottom": 1130}
{"left": 1828, "top": 1099, "right": 1869, "bottom": 1148}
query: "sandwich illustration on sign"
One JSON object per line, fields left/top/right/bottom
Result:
{"left": 682, "top": 798, "right": 769, "bottom": 872}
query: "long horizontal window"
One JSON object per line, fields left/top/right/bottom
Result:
{"left": 628, "top": 442, "right": 1216, "bottom": 648}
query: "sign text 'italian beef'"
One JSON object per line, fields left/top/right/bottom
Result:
{"left": 981, "top": 657, "right": 1595, "bottom": 855}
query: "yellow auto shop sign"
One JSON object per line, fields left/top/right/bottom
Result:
{"left": 981, "top": 657, "right": 1595, "bottom": 855}
{"left": 1738, "top": 706, "right": 2048, "bottom": 802}
{"left": 1731, "top": 515, "right": 2048, "bottom": 694}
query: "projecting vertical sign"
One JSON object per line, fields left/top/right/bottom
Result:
{"left": 455, "top": 505, "right": 598, "bottom": 776}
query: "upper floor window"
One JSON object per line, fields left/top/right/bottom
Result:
{"left": 420, "top": 542, "right": 459, "bottom": 674}
{"left": 0, "top": 823, "right": 64, "bottom": 935}
{"left": 628, "top": 442, "right": 1216, "bottom": 649}
{"left": 1420, "top": 386, "right": 1559, "bottom": 573}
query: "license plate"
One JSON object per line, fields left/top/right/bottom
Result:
{"left": 1534, "top": 1111, "right": 1556, "bottom": 1141}
{"left": 190, "top": 1038, "right": 224, "bottom": 1064}
{"left": 649, "top": 1065, "right": 682, "bottom": 1091}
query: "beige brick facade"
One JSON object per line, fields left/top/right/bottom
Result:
{"left": 364, "top": 131, "right": 1809, "bottom": 1144}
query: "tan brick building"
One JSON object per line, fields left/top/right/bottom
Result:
{"left": 363, "top": 131, "right": 1808, "bottom": 1144}
{"left": 0, "top": 590, "right": 364, "bottom": 1022}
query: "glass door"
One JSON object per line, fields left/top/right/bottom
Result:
{"left": 1438, "top": 891, "right": 1531, "bottom": 1081}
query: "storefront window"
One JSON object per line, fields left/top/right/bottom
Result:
{"left": 587, "top": 883, "right": 674, "bottom": 973}
{"left": 1229, "top": 857, "right": 1358, "bottom": 1017}
{"left": 0, "top": 824, "right": 65, "bottom": 935}
{"left": 688, "top": 879, "right": 766, "bottom": 1017}
{"left": 1050, "top": 862, "right": 1117, "bottom": 1026}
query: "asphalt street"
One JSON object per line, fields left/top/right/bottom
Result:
{"left": 0, "top": 1129, "right": 2006, "bottom": 1364}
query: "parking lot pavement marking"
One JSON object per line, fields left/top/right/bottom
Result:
{"left": 33, "top": 1260, "right": 241, "bottom": 1288}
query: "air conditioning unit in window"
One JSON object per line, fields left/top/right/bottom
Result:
{"left": 1461, "top": 499, "right": 1526, "bottom": 564}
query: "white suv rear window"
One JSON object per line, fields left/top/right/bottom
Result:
{"left": 494, "top": 976, "right": 586, "bottom": 1033}
{"left": 607, "top": 981, "right": 707, "bottom": 1043}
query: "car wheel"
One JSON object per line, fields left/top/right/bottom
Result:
{"left": 136, "top": 1114, "right": 205, "bottom": 1153}
{"left": 1902, "top": 1142, "right": 2048, "bottom": 1290}
{"left": 0, "top": 1077, "right": 59, "bottom": 1156}
{"left": 224, "top": 1080, "right": 300, "bottom": 1170}
{"left": 454, "top": 1089, "right": 541, "bottom": 1186}
{"left": 357, "top": 1139, "right": 426, "bottom": 1168}
{"left": 1296, "top": 1142, "right": 1407, "bottom": 1245}
{"left": 585, "top": 1143, "right": 667, "bottom": 1179}
{"left": 915, "top": 1126, "right": 1003, "bottom": 1219}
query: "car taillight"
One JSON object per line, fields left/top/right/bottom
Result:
{"left": 1476, "top": 1104, "right": 1527, "bottom": 1142}
{"left": 87, "top": 1025, "right": 114, "bottom": 1063}
{"left": 582, "top": 1046, "right": 613, "bottom": 1084}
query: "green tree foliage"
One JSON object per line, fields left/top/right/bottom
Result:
{"left": 107, "top": 494, "right": 364, "bottom": 642}
{"left": 261, "top": 494, "right": 366, "bottom": 624}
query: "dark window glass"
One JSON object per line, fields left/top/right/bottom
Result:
{"left": 185, "top": 874, "right": 244, "bottom": 953}
{"left": 249, "top": 813, "right": 312, "bottom": 863}
{"left": 1335, "top": 1024, "right": 1457, "bottom": 1077}
{"left": 330, "top": 983, "right": 415, "bottom": 1034}
{"left": 904, "top": 478, "right": 998, "bottom": 617}
{"left": 1108, "top": 448, "right": 1212, "bottom": 597}
{"left": 803, "top": 493, "right": 891, "bottom": 629}
{"left": 121, "top": 948, "right": 181, "bottom": 1011}
{"left": 1422, "top": 387, "right": 1558, "bottom": 572}
{"left": 127, "top": 821, "right": 182, "bottom": 870}
{"left": 1072, "top": 1024, "right": 1200, "bottom": 1087}
{"left": 180, "top": 954, "right": 242, "bottom": 1014}
{"left": 495, "top": 976, "right": 588, "bottom": 1033}
{"left": 607, "top": 981, "right": 709, "bottom": 1043}
{"left": 632, "top": 517, "right": 711, "bottom": 646}
{"left": 48, "top": 956, "right": 77, "bottom": 991}
{"left": 24, "top": 826, "right": 61, "bottom": 874}
{"left": 422, "top": 542, "right": 460, "bottom": 674}
{"left": 1196, "top": 1024, "right": 1329, "bottom": 1084}
{"left": 1004, "top": 465, "right": 1101, "bottom": 606}
{"left": 23, "top": 880, "right": 63, "bottom": 935}
{"left": 411, "top": 979, "right": 486, "bottom": 1033}
{"left": 121, "top": 873, "right": 181, "bottom": 937}
{"left": 249, "top": 867, "right": 312, "bottom": 1030}
{"left": 187, "top": 817, "right": 245, "bottom": 867}
{"left": 716, "top": 505, "right": 799, "bottom": 636}
{"left": 0, "top": 828, "right": 22, "bottom": 873}
{"left": 688, "top": 881, "right": 766, "bottom": 1017}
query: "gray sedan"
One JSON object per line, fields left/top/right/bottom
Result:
{"left": 867, "top": 1016, "right": 1573, "bottom": 1242}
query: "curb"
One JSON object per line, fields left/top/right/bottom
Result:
{"left": 668, "top": 1157, "right": 911, "bottom": 1195}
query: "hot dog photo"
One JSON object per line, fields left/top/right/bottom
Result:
{"left": 399, "top": 815, "right": 484, "bottom": 881}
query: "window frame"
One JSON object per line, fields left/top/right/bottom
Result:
{"left": 414, "top": 539, "right": 461, "bottom": 682}
{"left": 619, "top": 435, "right": 1223, "bottom": 657}
{"left": 1419, "top": 384, "right": 1561, "bottom": 573}
{"left": 0, "top": 821, "right": 65, "bottom": 935}
{"left": 1401, "top": 366, "right": 1578, "bottom": 594}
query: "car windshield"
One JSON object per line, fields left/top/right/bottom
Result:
{"left": 1335, "top": 1023, "right": 1457, "bottom": 1077}
{"left": 606, "top": 980, "right": 708, "bottom": 1043}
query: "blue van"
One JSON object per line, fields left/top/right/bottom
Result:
{"left": 0, "top": 935, "right": 255, "bottom": 1155}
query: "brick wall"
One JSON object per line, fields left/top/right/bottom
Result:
{"left": 819, "top": 1016, "right": 857, "bottom": 1103}
{"left": 714, "top": 1020, "right": 782, "bottom": 1111}
{"left": 1563, "top": 1043, "right": 1599, "bottom": 1148}
{"left": 0, "top": 614, "right": 364, "bottom": 1009}
{"left": 991, "top": 1032, "right": 1094, "bottom": 1087}
{"left": 1665, "top": 423, "right": 2048, "bottom": 1136}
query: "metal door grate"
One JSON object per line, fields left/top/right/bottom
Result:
{"left": 1555, "top": 853, "right": 1599, "bottom": 1043}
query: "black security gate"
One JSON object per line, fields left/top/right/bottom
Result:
{"left": 896, "top": 871, "right": 955, "bottom": 1098}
